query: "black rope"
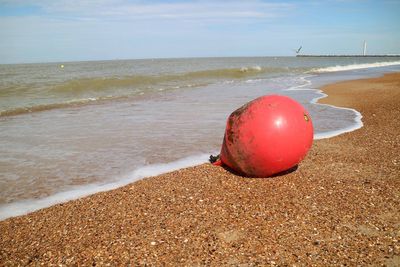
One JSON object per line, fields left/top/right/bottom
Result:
{"left": 209, "top": 154, "right": 220, "bottom": 163}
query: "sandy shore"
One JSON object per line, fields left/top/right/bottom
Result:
{"left": 1, "top": 73, "right": 399, "bottom": 266}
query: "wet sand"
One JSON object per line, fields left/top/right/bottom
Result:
{"left": 1, "top": 73, "right": 399, "bottom": 266}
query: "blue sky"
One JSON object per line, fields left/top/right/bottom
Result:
{"left": 0, "top": 0, "right": 399, "bottom": 63}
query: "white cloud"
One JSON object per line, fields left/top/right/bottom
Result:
{"left": 1, "top": 0, "right": 294, "bottom": 21}
{"left": 0, "top": 1, "right": 297, "bottom": 63}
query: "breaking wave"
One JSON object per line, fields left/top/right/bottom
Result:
{"left": 52, "top": 66, "right": 268, "bottom": 93}
{"left": 0, "top": 66, "right": 284, "bottom": 117}
{"left": 311, "top": 61, "right": 400, "bottom": 73}
{"left": 0, "top": 97, "right": 119, "bottom": 117}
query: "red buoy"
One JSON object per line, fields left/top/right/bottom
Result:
{"left": 217, "top": 95, "right": 313, "bottom": 177}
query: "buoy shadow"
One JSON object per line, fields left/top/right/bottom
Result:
{"left": 269, "top": 165, "right": 299, "bottom": 178}
{"left": 218, "top": 164, "right": 299, "bottom": 179}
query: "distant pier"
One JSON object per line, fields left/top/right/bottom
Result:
{"left": 297, "top": 55, "right": 400, "bottom": 58}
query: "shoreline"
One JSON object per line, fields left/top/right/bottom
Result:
{"left": 311, "top": 88, "right": 363, "bottom": 140}
{"left": 0, "top": 73, "right": 369, "bottom": 221}
{"left": 1, "top": 73, "right": 399, "bottom": 265}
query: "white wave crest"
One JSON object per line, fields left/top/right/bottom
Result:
{"left": 312, "top": 61, "right": 400, "bottom": 73}
{"left": 240, "top": 66, "right": 262, "bottom": 72}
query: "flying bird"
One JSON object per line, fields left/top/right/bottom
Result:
{"left": 294, "top": 46, "right": 302, "bottom": 54}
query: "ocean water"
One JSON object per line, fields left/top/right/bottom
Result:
{"left": 1, "top": 57, "right": 400, "bottom": 220}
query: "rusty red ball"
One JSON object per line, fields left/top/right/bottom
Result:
{"left": 219, "top": 95, "right": 313, "bottom": 177}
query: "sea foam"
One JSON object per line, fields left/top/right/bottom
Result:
{"left": 286, "top": 75, "right": 363, "bottom": 140}
{"left": 310, "top": 89, "right": 363, "bottom": 139}
{"left": 0, "top": 153, "right": 211, "bottom": 221}
{"left": 312, "top": 61, "right": 400, "bottom": 73}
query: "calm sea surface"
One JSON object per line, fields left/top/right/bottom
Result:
{"left": 1, "top": 56, "right": 400, "bottom": 219}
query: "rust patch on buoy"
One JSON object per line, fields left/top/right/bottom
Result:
{"left": 304, "top": 113, "right": 309, "bottom": 122}
{"left": 231, "top": 102, "right": 250, "bottom": 118}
